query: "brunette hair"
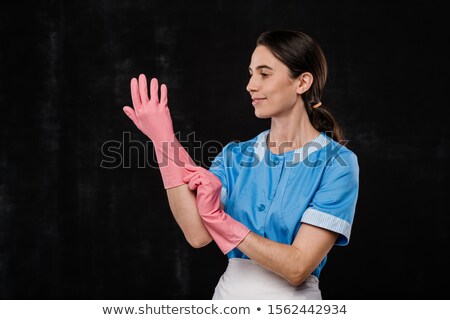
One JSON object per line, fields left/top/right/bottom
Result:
{"left": 256, "top": 30, "right": 344, "bottom": 143}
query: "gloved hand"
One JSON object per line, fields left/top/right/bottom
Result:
{"left": 183, "top": 169, "right": 251, "bottom": 254}
{"left": 123, "top": 74, "right": 197, "bottom": 189}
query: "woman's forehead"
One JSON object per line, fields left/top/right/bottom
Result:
{"left": 249, "top": 46, "right": 284, "bottom": 70}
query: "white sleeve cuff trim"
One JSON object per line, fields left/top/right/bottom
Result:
{"left": 301, "top": 208, "right": 352, "bottom": 245}
{"left": 220, "top": 186, "right": 227, "bottom": 207}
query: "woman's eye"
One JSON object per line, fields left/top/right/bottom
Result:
{"left": 248, "top": 73, "right": 269, "bottom": 78}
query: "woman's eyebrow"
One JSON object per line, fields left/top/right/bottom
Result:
{"left": 248, "top": 65, "right": 274, "bottom": 71}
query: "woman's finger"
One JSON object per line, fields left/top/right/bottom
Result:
{"left": 138, "top": 74, "right": 149, "bottom": 105}
{"left": 150, "top": 78, "right": 160, "bottom": 103}
{"left": 182, "top": 170, "right": 201, "bottom": 184}
{"left": 123, "top": 106, "right": 140, "bottom": 128}
{"left": 160, "top": 83, "right": 168, "bottom": 107}
{"left": 183, "top": 171, "right": 209, "bottom": 189}
{"left": 130, "top": 78, "right": 141, "bottom": 110}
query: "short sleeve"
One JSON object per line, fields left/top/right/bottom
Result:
{"left": 208, "top": 142, "right": 236, "bottom": 208}
{"left": 301, "top": 150, "right": 359, "bottom": 246}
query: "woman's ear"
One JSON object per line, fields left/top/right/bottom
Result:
{"left": 296, "top": 72, "right": 314, "bottom": 95}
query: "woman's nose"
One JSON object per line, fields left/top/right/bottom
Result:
{"left": 246, "top": 76, "right": 258, "bottom": 93}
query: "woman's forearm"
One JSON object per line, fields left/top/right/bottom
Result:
{"left": 166, "top": 184, "right": 213, "bottom": 248}
{"left": 237, "top": 232, "right": 307, "bottom": 285}
{"left": 237, "top": 224, "right": 338, "bottom": 286}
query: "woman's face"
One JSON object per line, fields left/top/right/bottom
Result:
{"left": 247, "top": 45, "right": 301, "bottom": 118}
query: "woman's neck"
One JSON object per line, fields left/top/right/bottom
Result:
{"left": 268, "top": 110, "right": 320, "bottom": 154}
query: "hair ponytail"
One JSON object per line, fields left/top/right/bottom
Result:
{"left": 306, "top": 103, "right": 344, "bottom": 142}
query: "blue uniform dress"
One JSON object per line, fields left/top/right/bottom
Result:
{"left": 208, "top": 129, "right": 359, "bottom": 299}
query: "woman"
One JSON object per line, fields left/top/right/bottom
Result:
{"left": 123, "top": 30, "right": 359, "bottom": 299}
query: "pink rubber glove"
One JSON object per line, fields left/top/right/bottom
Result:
{"left": 183, "top": 169, "right": 251, "bottom": 254}
{"left": 123, "top": 74, "right": 197, "bottom": 189}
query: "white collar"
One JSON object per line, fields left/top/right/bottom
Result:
{"left": 253, "top": 130, "right": 331, "bottom": 163}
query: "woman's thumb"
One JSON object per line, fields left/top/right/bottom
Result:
{"left": 123, "top": 106, "right": 139, "bottom": 127}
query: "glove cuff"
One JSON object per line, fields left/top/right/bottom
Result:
{"left": 202, "top": 210, "right": 251, "bottom": 254}
{"left": 153, "top": 137, "right": 197, "bottom": 189}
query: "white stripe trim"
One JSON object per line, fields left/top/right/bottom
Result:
{"left": 220, "top": 186, "right": 227, "bottom": 207}
{"left": 253, "top": 130, "right": 269, "bottom": 162}
{"left": 252, "top": 130, "right": 330, "bottom": 163}
{"left": 301, "top": 207, "right": 352, "bottom": 245}
{"left": 292, "top": 132, "right": 330, "bottom": 163}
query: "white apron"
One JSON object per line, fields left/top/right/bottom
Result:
{"left": 212, "top": 258, "right": 322, "bottom": 300}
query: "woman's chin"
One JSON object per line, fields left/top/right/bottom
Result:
{"left": 254, "top": 109, "right": 272, "bottom": 119}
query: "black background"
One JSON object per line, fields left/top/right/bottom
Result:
{"left": 1, "top": 0, "right": 449, "bottom": 299}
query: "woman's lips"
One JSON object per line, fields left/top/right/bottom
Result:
{"left": 252, "top": 98, "right": 267, "bottom": 106}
